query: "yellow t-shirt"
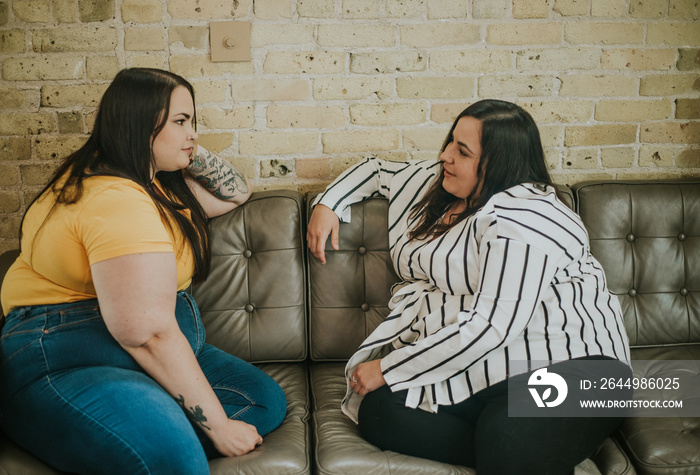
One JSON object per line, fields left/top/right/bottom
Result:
{"left": 1, "top": 175, "right": 195, "bottom": 314}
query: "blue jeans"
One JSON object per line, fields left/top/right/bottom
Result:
{"left": 0, "top": 291, "right": 286, "bottom": 475}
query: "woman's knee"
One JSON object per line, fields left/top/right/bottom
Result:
{"left": 240, "top": 372, "right": 287, "bottom": 436}
{"left": 264, "top": 375, "right": 287, "bottom": 424}
{"left": 199, "top": 345, "right": 286, "bottom": 434}
{"left": 358, "top": 387, "right": 475, "bottom": 466}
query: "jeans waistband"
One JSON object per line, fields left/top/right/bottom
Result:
{"left": 5, "top": 298, "right": 98, "bottom": 321}
{"left": 4, "top": 290, "right": 193, "bottom": 331}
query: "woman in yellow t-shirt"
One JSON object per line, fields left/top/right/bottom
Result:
{"left": 0, "top": 68, "right": 286, "bottom": 474}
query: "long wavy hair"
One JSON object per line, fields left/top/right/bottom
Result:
{"left": 21, "top": 68, "right": 211, "bottom": 281}
{"left": 408, "top": 99, "right": 554, "bottom": 241}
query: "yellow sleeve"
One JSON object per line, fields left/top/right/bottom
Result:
{"left": 77, "top": 182, "right": 175, "bottom": 266}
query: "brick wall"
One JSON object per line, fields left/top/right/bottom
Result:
{"left": 0, "top": 0, "right": 699, "bottom": 251}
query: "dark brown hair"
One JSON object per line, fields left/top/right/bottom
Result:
{"left": 21, "top": 68, "right": 211, "bottom": 281}
{"left": 408, "top": 99, "right": 554, "bottom": 241}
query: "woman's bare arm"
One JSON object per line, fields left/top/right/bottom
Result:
{"left": 91, "top": 252, "right": 262, "bottom": 456}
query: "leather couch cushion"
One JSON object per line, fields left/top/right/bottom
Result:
{"left": 587, "top": 437, "right": 636, "bottom": 475}
{"left": 617, "top": 347, "right": 700, "bottom": 475}
{"left": 310, "top": 362, "right": 475, "bottom": 475}
{"left": 307, "top": 196, "right": 399, "bottom": 361}
{"left": 575, "top": 182, "right": 700, "bottom": 348}
{"left": 209, "top": 363, "right": 311, "bottom": 475}
{"left": 0, "top": 430, "right": 60, "bottom": 475}
{"left": 194, "top": 191, "right": 307, "bottom": 363}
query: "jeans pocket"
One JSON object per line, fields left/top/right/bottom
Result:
{"left": 1, "top": 311, "right": 45, "bottom": 365}
{"left": 1, "top": 332, "right": 42, "bottom": 366}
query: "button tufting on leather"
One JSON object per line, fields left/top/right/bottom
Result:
{"left": 678, "top": 233, "right": 687, "bottom": 241}
{"left": 358, "top": 246, "right": 367, "bottom": 255}
{"left": 680, "top": 288, "right": 689, "bottom": 296}
{"left": 628, "top": 289, "right": 637, "bottom": 297}
{"left": 361, "top": 303, "right": 370, "bottom": 311}
{"left": 245, "top": 304, "right": 255, "bottom": 313}
{"left": 243, "top": 249, "right": 252, "bottom": 258}
{"left": 626, "top": 233, "right": 635, "bottom": 242}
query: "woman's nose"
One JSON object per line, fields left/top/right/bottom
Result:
{"left": 440, "top": 147, "right": 452, "bottom": 163}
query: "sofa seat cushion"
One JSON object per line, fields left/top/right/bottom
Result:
{"left": 616, "top": 346, "right": 700, "bottom": 475}
{"left": 617, "top": 416, "right": 700, "bottom": 475}
{"left": 0, "top": 431, "right": 61, "bottom": 475}
{"left": 310, "top": 362, "right": 474, "bottom": 475}
{"left": 210, "top": 363, "right": 311, "bottom": 474}
{"left": 587, "top": 437, "right": 636, "bottom": 475}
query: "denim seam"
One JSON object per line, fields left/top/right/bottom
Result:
{"left": 50, "top": 315, "right": 102, "bottom": 331}
{"left": 1, "top": 339, "right": 38, "bottom": 365}
{"left": 213, "top": 385, "right": 255, "bottom": 420}
{"left": 1, "top": 314, "right": 47, "bottom": 335}
{"left": 181, "top": 292, "right": 205, "bottom": 354}
{"left": 43, "top": 374, "right": 153, "bottom": 475}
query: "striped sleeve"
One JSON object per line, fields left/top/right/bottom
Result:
{"left": 381, "top": 225, "right": 560, "bottom": 391}
{"left": 312, "top": 157, "right": 411, "bottom": 223}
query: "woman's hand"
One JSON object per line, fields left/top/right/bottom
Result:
{"left": 306, "top": 204, "right": 340, "bottom": 265}
{"left": 349, "top": 360, "right": 386, "bottom": 396}
{"left": 210, "top": 419, "right": 263, "bottom": 457}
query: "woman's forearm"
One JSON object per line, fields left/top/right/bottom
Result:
{"left": 186, "top": 144, "right": 250, "bottom": 203}
{"left": 123, "top": 326, "right": 263, "bottom": 456}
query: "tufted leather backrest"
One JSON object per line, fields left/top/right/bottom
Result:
{"left": 307, "top": 195, "right": 399, "bottom": 361}
{"left": 193, "top": 190, "right": 307, "bottom": 363}
{"left": 575, "top": 182, "right": 700, "bottom": 348}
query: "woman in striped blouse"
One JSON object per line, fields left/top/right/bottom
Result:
{"left": 307, "top": 99, "right": 631, "bottom": 474}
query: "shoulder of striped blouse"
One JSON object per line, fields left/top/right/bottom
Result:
{"left": 484, "top": 183, "right": 589, "bottom": 257}
{"left": 390, "top": 158, "right": 441, "bottom": 182}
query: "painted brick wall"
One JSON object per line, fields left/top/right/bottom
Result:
{"left": 0, "top": 0, "right": 698, "bottom": 251}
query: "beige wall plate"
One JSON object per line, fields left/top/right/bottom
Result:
{"left": 210, "top": 21, "right": 251, "bottom": 62}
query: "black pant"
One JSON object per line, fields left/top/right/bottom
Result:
{"left": 358, "top": 357, "right": 631, "bottom": 475}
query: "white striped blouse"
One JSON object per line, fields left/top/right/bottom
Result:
{"left": 314, "top": 157, "right": 630, "bottom": 423}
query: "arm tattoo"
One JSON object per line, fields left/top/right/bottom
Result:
{"left": 175, "top": 394, "right": 211, "bottom": 431}
{"left": 186, "top": 146, "right": 249, "bottom": 200}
